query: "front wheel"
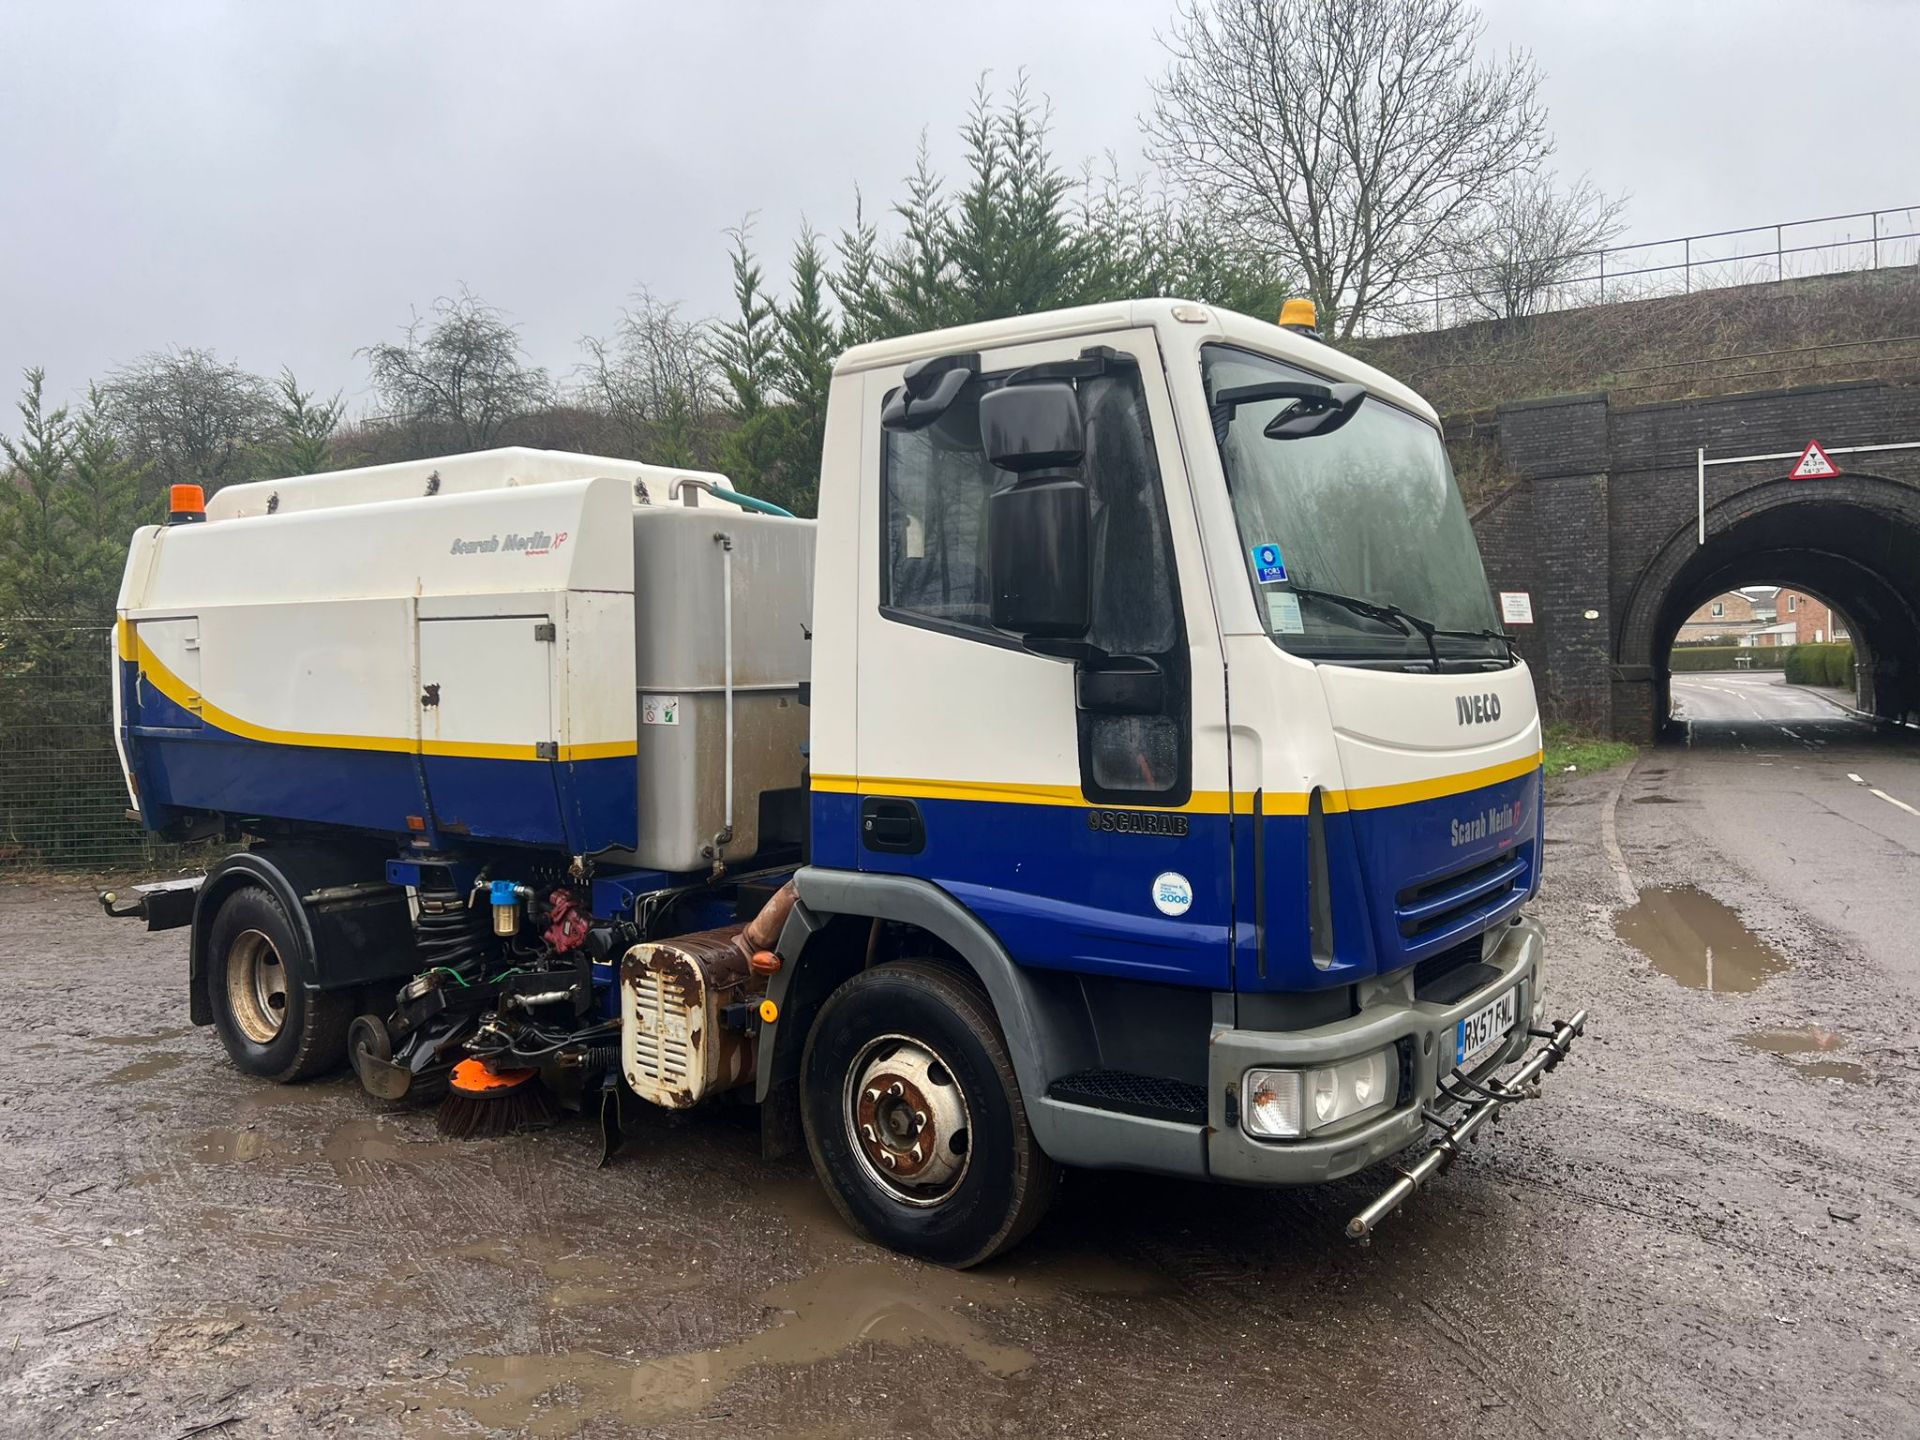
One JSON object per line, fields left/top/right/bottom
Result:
{"left": 205, "top": 885, "right": 351, "bottom": 1082}
{"left": 800, "top": 959, "right": 1057, "bottom": 1268}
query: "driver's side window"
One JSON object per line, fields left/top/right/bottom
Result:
{"left": 879, "top": 362, "right": 1189, "bottom": 803}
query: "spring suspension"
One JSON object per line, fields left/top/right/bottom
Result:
{"left": 414, "top": 883, "right": 492, "bottom": 977}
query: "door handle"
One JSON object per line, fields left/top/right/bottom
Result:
{"left": 860, "top": 797, "right": 926, "bottom": 855}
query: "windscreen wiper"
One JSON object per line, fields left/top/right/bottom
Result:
{"left": 1285, "top": 584, "right": 1440, "bottom": 669}
{"left": 1285, "top": 586, "right": 1512, "bottom": 670}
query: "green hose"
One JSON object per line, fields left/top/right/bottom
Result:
{"left": 714, "top": 485, "right": 796, "bottom": 519}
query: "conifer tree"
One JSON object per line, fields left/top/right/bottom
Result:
{"left": 767, "top": 224, "right": 838, "bottom": 514}
{"left": 269, "top": 369, "right": 345, "bottom": 477}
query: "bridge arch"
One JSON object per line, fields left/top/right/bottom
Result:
{"left": 1615, "top": 472, "right": 1920, "bottom": 733}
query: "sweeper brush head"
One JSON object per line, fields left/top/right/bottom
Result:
{"left": 435, "top": 1059, "right": 561, "bottom": 1139}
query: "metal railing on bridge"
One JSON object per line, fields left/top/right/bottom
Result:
{"left": 1382, "top": 204, "right": 1919, "bottom": 334}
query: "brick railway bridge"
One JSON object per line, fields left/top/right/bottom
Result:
{"left": 1467, "top": 379, "right": 1920, "bottom": 739}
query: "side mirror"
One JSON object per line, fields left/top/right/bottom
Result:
{"left": 981, "top": 382, "right": 1091, "bottom": 638}
{"left": 980, "top": 382, "right": 1084, "bottom": 473}
{"left": 988, "top": 479, "right": 1091, "bottom": 637}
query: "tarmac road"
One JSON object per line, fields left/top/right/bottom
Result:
{"left": 1667, "top": 672, "right": 1920, "bottom": 995}
{"left": 2, "top": 680, "right": 1917, "bottom": 1437}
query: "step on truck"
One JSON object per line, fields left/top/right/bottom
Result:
{"left": 106, "top": 299, "right": 1584, "bottom": 1266}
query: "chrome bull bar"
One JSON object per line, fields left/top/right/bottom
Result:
{"left": 1345, "top": 1009, "right": 1588, "bottom": 1244}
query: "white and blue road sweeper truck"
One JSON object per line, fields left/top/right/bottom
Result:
{"left": 106, "top": 300, "right": 1584, "bottom": 1265}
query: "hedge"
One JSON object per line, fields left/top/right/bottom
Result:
{"left": 1784, "top": 643, "right": 1855, "bottom": 686}
{"left": 1670, "top": 646, "right": 1787, "bottom": 672}
{"left": 1669, "top": 643, "right": 1854, "bottom": 680}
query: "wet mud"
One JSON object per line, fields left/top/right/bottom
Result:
{"left": 5, "top": 778, "right": 1920, "bottom": 1440}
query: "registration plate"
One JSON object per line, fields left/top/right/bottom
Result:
{"left": 1455, "top": 988, "right": 1518, "bottom": 1070}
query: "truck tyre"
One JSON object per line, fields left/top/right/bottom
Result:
{"left": 205, "top": 884, "right": 352, "bottom": 1082}
{"left": 800, "top": 959, "right": 1057, "bottom": 1268}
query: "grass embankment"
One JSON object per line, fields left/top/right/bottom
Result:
{"left": 1543, "top": 721, "right": 1636, "bottom": 777}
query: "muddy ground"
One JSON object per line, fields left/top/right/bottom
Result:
{"left": 3, "top": 745, "right": 1917, "bottom": 1438}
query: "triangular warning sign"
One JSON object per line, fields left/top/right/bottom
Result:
{"left": 1788, "top": 440, "right": 1840, "bottom": 480}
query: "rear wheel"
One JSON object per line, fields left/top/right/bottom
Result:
{"left": 206, "top": 885, "right": 351, "bottom": 1082}
{"left": 801, "top": 959, "right": 1057, "bottom": 1268}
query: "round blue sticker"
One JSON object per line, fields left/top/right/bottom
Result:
{"left": 1152, "top": 871, "right": 1194, "bottom": 917}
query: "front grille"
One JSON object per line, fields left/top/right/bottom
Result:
{"left": 1395, "top": 843, "right": 1532, "bottom": 948}
{"left": 1413, "top": 937, "right": 1482, "bottom": 996}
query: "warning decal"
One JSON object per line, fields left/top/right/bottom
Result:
{"left": 1788, "top": 441, "right": 1840, "bottom": 480}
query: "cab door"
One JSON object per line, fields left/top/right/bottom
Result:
{"left": 848, "top": 327, "right": 1234, "bottom": 989}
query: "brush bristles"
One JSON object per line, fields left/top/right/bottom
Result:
{"left": 435, "top": 1078, "right": 562, "bottom": 1139}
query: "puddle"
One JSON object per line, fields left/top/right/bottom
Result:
{"left": 104, "top": 1054, "right": 185, "bottom": 1085}
{"left": 428, "top": 1261, "right": 1042, "bottom": 1434}
{"left": 1614, "top": 886, "right": 1789, "bottom": 992}
{"left": 185, "top": 1127, "right": 280, "bottom": 1163}
{"left": 1794, "top": 1059, "right": 1869, "bottom": 1084}
{"left": 91, "top": 1026, "right": 194, "bottom": 1047}
{"left": 414, "top": 1182, "right": 1161, "bottom": 1434}
{"left": 1740, "top": 1027, "right": 1870, "bottom": 1084}
{"left": 1740, "top": 1026, "right": 1845, "bottom": 1057}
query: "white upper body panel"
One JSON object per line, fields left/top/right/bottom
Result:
{"left": 206, "top": 446, "right": 748, "bottom": 522}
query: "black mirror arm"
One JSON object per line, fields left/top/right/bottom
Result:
{"left": 881, "top": 367, "right": 973, "bottom": 431}
{"left": 1002, "top": 346, "right": 1138, "bottom": 386}
{"left": 1021, "top": 635, "right": 1110, "bottom": 665}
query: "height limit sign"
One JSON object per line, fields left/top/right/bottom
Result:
{"left": 1788, "top": 440, "right": 1840, "bottom": 480}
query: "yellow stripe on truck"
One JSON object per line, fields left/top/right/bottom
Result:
{"left": 117, "top": 617, "right": 635, "bottom": 764}
{"left": 811, "top": 752, "right": 1543, "bottom": 817}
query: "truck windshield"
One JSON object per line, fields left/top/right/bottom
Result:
{"left": 1203, "top": 344, "right": 1508, "bottom": 669}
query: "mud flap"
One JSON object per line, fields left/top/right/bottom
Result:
{"left": 598, "top": 1079, "right": 637, "bottom": 1169}
{"left": 1346, "top": 1010, "right": 1588, "bottom": 1244}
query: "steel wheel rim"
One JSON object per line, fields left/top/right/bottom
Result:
{"left": 842, "top": 1032, "right": 972, "bottom": 1207}
{"left": 227, "top": 928, "right": 288, "bottom": 1044}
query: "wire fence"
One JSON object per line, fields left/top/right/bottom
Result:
{"left": 0, "top": 623, "right": 195, "bottom": 873}
{"left": 1383, "top": 205, "right": 1920, "bottom": 333}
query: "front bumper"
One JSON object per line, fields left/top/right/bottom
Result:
{"left": 1207, "top": 914, "right": 1545, "bottom": 1186}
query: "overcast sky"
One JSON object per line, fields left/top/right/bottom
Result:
{"left": 2, "top": 0, "right": 1914, "bottom": 413}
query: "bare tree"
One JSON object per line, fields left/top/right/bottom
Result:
{"left": 1447, "top": 170, "right": 1630, "bottom": 320}
{"left": 578, "top": 289, "right": 717, "bottom": 467}
{"left": 1145, "top": 0, "right": 1550, "bottom": 338}
{"left": 101, "top": 346, "right": 273, "bottom": 500}
{"left": 362, "top": 288, "right": 549, "bottom": 452}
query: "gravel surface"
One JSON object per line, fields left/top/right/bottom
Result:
{"left": 3, "top": 713, "right": 1917, "bottom": 1437}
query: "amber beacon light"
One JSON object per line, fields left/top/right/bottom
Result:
{"left": 1278, "top": 297, "right": 1318, "bottom": 334}
{"left": 167, "top": 484, "right": 206, "bottom": 525}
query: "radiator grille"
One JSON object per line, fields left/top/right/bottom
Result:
{"left": 626, "top": 970, "right": 691, "bottom": 1088}
{"left": 1394, "top": 843, "right": 1533, "bottom": 948}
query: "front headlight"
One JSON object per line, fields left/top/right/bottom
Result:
{"left": 1242, "top": 1049, "right": 1395, "bottom": 1139}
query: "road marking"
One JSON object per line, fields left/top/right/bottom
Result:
{"left": 1870, "top": 788, "right": 1920, "bottom": 817}
{"left": 1600, "top": 770, "right": 1638, "bottom": 906}
{"left": 1847, "top": 773, "right": 1864, "bottom": 784}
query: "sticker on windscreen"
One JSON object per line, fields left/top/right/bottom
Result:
{"left": 1267, "top": 591, "right": 1305, "bottom": 634}
{"left": 1152, "top": 871, "right": 1193, "bottom": 916}
{"left": 1249, "top": 543, "right": 1287, "bottom": 584}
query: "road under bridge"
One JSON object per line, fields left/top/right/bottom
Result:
{"left": 1469, "top": 378, "right": 1920, "bottom": 739}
